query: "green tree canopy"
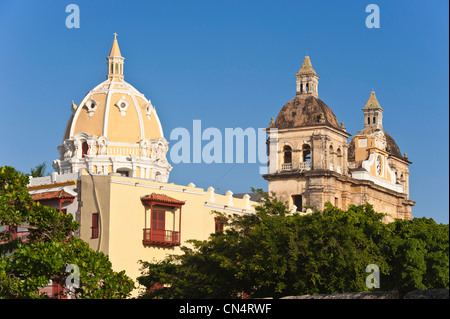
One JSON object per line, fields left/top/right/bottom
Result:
{"left": 0, "top": 165, "right": 135, "bottom": 298}
{"left": 137, "top": 189, "right": 449, "bottom": 298}
{"left": 30, "top": 162, "right": 48, "bottom": 178}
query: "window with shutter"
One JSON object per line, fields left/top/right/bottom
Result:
{"left": 91, "top": 213, "right": 99, "bottom": 238}
{"left": 151, "top": 210, "right": 165, "bottom": 230}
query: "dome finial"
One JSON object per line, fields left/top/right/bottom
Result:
{"left": 109, "top": 34, "right": 122, "bottom": 57}
{"left": 107, "top": 34, "right": 124, "bottom": 80}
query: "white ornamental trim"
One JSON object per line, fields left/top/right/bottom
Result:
{"left": 115, "top": 95, "right": 130, "bottom": 116}
{"left": 85, "top": 98, "right": 99, "bottom": 117}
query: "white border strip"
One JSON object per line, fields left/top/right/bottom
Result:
{"left": 109, "top": 179, "right": 205, "bottom": 195}
{"left": 204, "top": 202, "right": 255, "bottom": 215}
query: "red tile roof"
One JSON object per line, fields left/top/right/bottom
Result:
{"left": 30, "top": 190, "right": 75, "bottom": 201}
{"left": 141, "top": 193, "right": 185, "bottom": 206}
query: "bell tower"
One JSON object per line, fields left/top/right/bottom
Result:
{"left": 295, "top": 56, "right": 319, "bottom": 98}
{"left": 362, "top": 90, "right": 383, "bottom": 130}
{"left": 265, "top": 56, "right": 351, "bottom": 212}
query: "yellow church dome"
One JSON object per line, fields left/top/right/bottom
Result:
{"left": 54, "top": 35, "right": 172, "bottom": 182}
{"left": 63, "top": 35, "right": 163, "bottom": 143}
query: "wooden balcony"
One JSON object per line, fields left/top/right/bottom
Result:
{"left": 143, "top": 228, "right": 180, "bottom": 247}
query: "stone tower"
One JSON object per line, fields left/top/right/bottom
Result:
{"left": 264, "top": 56, "right": 351, "bottom": 211}
{"left": 264, "top": 57, "right": 414, "bottom": 220}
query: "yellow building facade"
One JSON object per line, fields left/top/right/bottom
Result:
{"left": 29, "top": 36, "right": 257, "bottom": 297}
{"left": 77, "top": 172, "right": 254, "bottom": 293}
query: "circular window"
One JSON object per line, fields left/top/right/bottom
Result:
{"left": 120, "top": 102, "right": 126, "bottom": 108}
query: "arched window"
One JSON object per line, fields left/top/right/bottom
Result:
{"left": 302, "top": 144, "right": 311, "bottom": 162}
{"left": 373, "top": 117, "right": 376, "bottom": 125}
{"left": 283, "top": 145, "right": 292, "bottom": 164}
{"left": 368, "top": 117, "right": 370, "bottom": 124}
{"left": 81, "top": 142, "right": 89, "bottom": 158}
{"left": 305, "top": 83, "right": 309, "bottom": 93}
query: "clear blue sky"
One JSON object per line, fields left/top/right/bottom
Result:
{"left": 0, "top": 0, "right": 448, "bottom": 223}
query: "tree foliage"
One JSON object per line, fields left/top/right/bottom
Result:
{"left": 0, "top": 165, "right": 135, "bottom": 298}
{"left": 137, "top": 189, "right": 449, "bottom": 298}
{"left": 30, "top": 162, "right": 48, "bottom": 178}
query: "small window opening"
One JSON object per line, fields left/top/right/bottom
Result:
{"left": 91, "top": 213, "right": 99, "bottom": 238}
{"left": 293, "top": 195, "right": 303, "bottom": 211}
{"left": 81, "top": 142, "right": 89, "bottom": 158}
{"left": 283, "top": 145, "right": 292, "bottom": 164}
{"left": 215, "top": 217, "right": 228, "bottom": 233}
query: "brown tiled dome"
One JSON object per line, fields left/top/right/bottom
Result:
{"left": 272, "top": 94, "right": 341, "bottom": 130}
{"left": 348, "top": 129, "right": 406, "bottom": 162}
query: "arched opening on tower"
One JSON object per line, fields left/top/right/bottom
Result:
{"left": 282, "top": 145, "right": 293, "bottom": 171}
{"left": 302, "top": 144, "right": 311, "bottom": 162}
{"left": 336, "top": 148, "right": 342, "bottom": 173}
{"left": 283, "top": 145, "right": 292, "bottom": 164}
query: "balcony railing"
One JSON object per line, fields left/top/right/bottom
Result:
{"left": 281, "top": 162, "right": 311, "bottom": 171}
{"left": 299, "top": 162, "right": 311, "bottom": 171}
{"left": 143, "top": 228, "right": 180, "bottom": 247}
